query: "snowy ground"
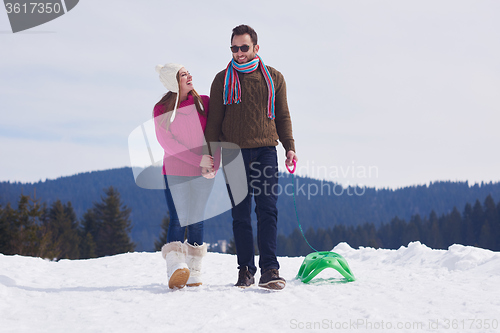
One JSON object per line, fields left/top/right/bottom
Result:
{"left": 1, "top": 242, "right": 499, "bottom": 333}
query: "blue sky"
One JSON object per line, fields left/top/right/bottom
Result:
{"left": 1, "top": 0, "right": 499, "bottom": 188}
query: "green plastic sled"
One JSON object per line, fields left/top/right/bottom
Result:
{"left": 296, "top": 251, "right": 356, "bottom": 283}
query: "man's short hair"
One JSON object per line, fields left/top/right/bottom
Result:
{"left": 231, "top": 24, "right": 258, "bottom": 45}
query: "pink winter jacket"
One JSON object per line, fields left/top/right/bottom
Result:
{"left": 153, "top": 95, "right": 220, "bottom": 176}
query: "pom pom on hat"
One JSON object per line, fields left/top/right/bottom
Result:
{"left": 155, "top": 64, "right": 164, "bottom": 73}
{"left": 156, "top": 63, "right": 184, "bottom": 92}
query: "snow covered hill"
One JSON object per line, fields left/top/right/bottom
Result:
{"left": 1, "top": 242, "right": 499, "bottom": 333}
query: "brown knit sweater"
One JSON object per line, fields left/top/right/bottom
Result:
{"left": 205, "top": 65, "right": 295, "bottom": 153}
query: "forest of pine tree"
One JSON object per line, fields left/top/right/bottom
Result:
{"left": 277, "top": 194, "right": 500, "bottom": 256}
{"left": 0, "top": 186, "right": 135, "bottom": 259}
{"left": 2, "top": 182, "right": 499, "bottom": 259}
{"left": 2, "top": 167, "right": 500, "bottom": 250}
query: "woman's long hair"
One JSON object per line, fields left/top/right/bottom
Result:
{"left": 153, "top": 71, "right": 206, "bottom": 125}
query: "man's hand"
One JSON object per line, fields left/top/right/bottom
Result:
{"left": 201, "top": 167, "right": 215, "bottom": 179}
{"left": 285, "top": 150, "right": 298, "bottom": 166}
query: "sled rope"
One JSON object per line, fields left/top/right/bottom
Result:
{"left": 286, "top": 161, "right": 319, "bottom": 253}
{"left": 288, "top": 160, "right": 356, "bottom": 283}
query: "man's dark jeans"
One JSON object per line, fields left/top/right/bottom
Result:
{"left": 225, "top": 146, "right": 280, "bottom": 276}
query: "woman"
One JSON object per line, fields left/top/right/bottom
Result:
{"left": 153, "top": 63, "right": 218, "bottom": 289}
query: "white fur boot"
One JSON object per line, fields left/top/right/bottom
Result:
{"left": 185, "top": 241, "right": 207, "bottom": 287}
{"left": 161, "top": 241, "right": 190, "bottom": 289}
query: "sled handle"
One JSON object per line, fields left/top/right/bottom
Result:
{"left": 286, "top": 159, "right": 296, "bottom": 174}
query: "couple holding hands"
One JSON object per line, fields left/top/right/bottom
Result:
{"left": 154, "top": 25, "right": 298, "bottom": 290}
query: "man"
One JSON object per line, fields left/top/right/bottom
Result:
{"left": 205, "top": 24, "right": 297, "bottom": 290}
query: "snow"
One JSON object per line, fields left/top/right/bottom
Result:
{"left": 1, "top": 242, "right": 499, "bottom": 333}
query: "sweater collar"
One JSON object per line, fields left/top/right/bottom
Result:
{"left": 179, "top": 94, "right": 194, "bottom": 108}
{"left": 177, "top": 94, "right": 196, "bottom": 114}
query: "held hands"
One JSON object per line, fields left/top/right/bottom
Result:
{"left": 200, "top": 155, "right": 215, "bottom": 179}
{"left": 200, "top": 154, "right": 214, "bottom": 168}
{"left": 201, "top": 167, "right": 216, "bottom": 179}
{"left": 285, "top": 150, "right": 298, "bottom": 167}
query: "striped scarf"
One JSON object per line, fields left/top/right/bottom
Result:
{"left": 223, "top": 54, "right": 275, "bottom": 119}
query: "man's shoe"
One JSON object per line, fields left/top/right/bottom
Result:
{"left": 235, "top": 267, "right": 255, "bottom": 288}
{"left": 258, "top": 269, "right": 286, "bottom": 290}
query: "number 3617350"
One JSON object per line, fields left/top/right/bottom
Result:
{"left": 5, "top": 2, "right": 62, "bottom": 14}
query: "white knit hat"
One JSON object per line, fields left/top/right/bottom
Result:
{"left": 155, "top": 63, "right": 184, "bottom": 122}
{"left": 156, "top": 63, "right": 183, "bottom": 92}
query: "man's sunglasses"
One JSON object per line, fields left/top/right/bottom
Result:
{"left": 230, "top": 45, "right": 251, "bottom": 53}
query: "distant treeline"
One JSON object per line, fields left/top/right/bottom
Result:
{"left": 2, "top": 187, "right": 499, "bottom": 258}
{"left": 2, "top": 167, "right": 500, "bottom": 251}
{"left": 0, "top": 187, "right": 135, "bottom": 259}
{"left": 277, "top": 194, "right": 500, "bottom": 256}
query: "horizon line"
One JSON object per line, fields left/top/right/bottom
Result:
{"left": 1, "top": 165, "right": 499, "bottom": 191}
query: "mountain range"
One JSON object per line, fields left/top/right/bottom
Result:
{"left": 1, "top": 167, "right": 499, "bottom": 251}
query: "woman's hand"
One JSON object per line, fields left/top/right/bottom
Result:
{"left": 200, "top": 155, "right": 215, "bottom": 178}
{"left": 200, "top": 155, "right": 214, "bottom": 168}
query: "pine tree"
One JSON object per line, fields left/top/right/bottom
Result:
{"left": 276, "top": 234, "right": 288, "bottom": 256}
{"left": 471, "top": 200, "right": 484, "bottom": 245}
{"left": 79, "top": 209, "right": 98, "bottom": 258}
{"left": 0, "top": 203, "right": 14, "bottom": 254}
{"left": 462, "top": 203, "right": 475, "bottom": 246}
{"left": 402, "top": 215, "right": 421, "bottom": 246}
{"left": 64, "top": 202, "right": 81, "bottom": 258}
{"left": 428, "top": 211, "right": 443, "bottom": 249}
{"left": 441, "top": 207, "right": 462, "bottom": 247}
{"left": 376, "top": 222, "right": 391, "bottom": 248}
{"left": 1, "top": 194, "right": 59, "bottom": 259}
{"left": 496, "top": 202, "right": 500, "bottom": 251}
{"left": 320, "top": 231, "right": 335, "bottom": 251}
{"left": 351, "top": 225, "right": 364, "bottom": 249}
{"left": 364, "top": 223, "right": 382, "bottom": 248}
{"left": 154, "top": 214, "right": 170, "bottom": 251}
{"left": 329, "top": 225, "right": 347, "bottom": 249}
{"left": 287, "top": 228, "right": 305, "bottom": 256}
{"left": 12, "top": 194, "right": 43, "bottom": 256}
{"left": 478, "top": 219, "right": 494, "bottom": 250}
{"left": 93, "top": 187, "right": 135, "bottom": 256}
{"left": 36, "top": 202, "right": 61, "bottom": 259}
{"left": 483, "top": 195, "right": 499, "bottom": 250}
{"left": 44, "top": 200, "right": 81, "bottom": 260}
{"left": 283, "top": 231, "right": 297, "bottom": 256}
{"left": 386, "top": 216, "right": 406, "bottom": 248}
{"left": 483, "top": 195, "right": 497, "bottom": 227}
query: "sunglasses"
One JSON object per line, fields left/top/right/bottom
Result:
{"left": 230, "top": 44, "right": 251, "bottom": 53}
